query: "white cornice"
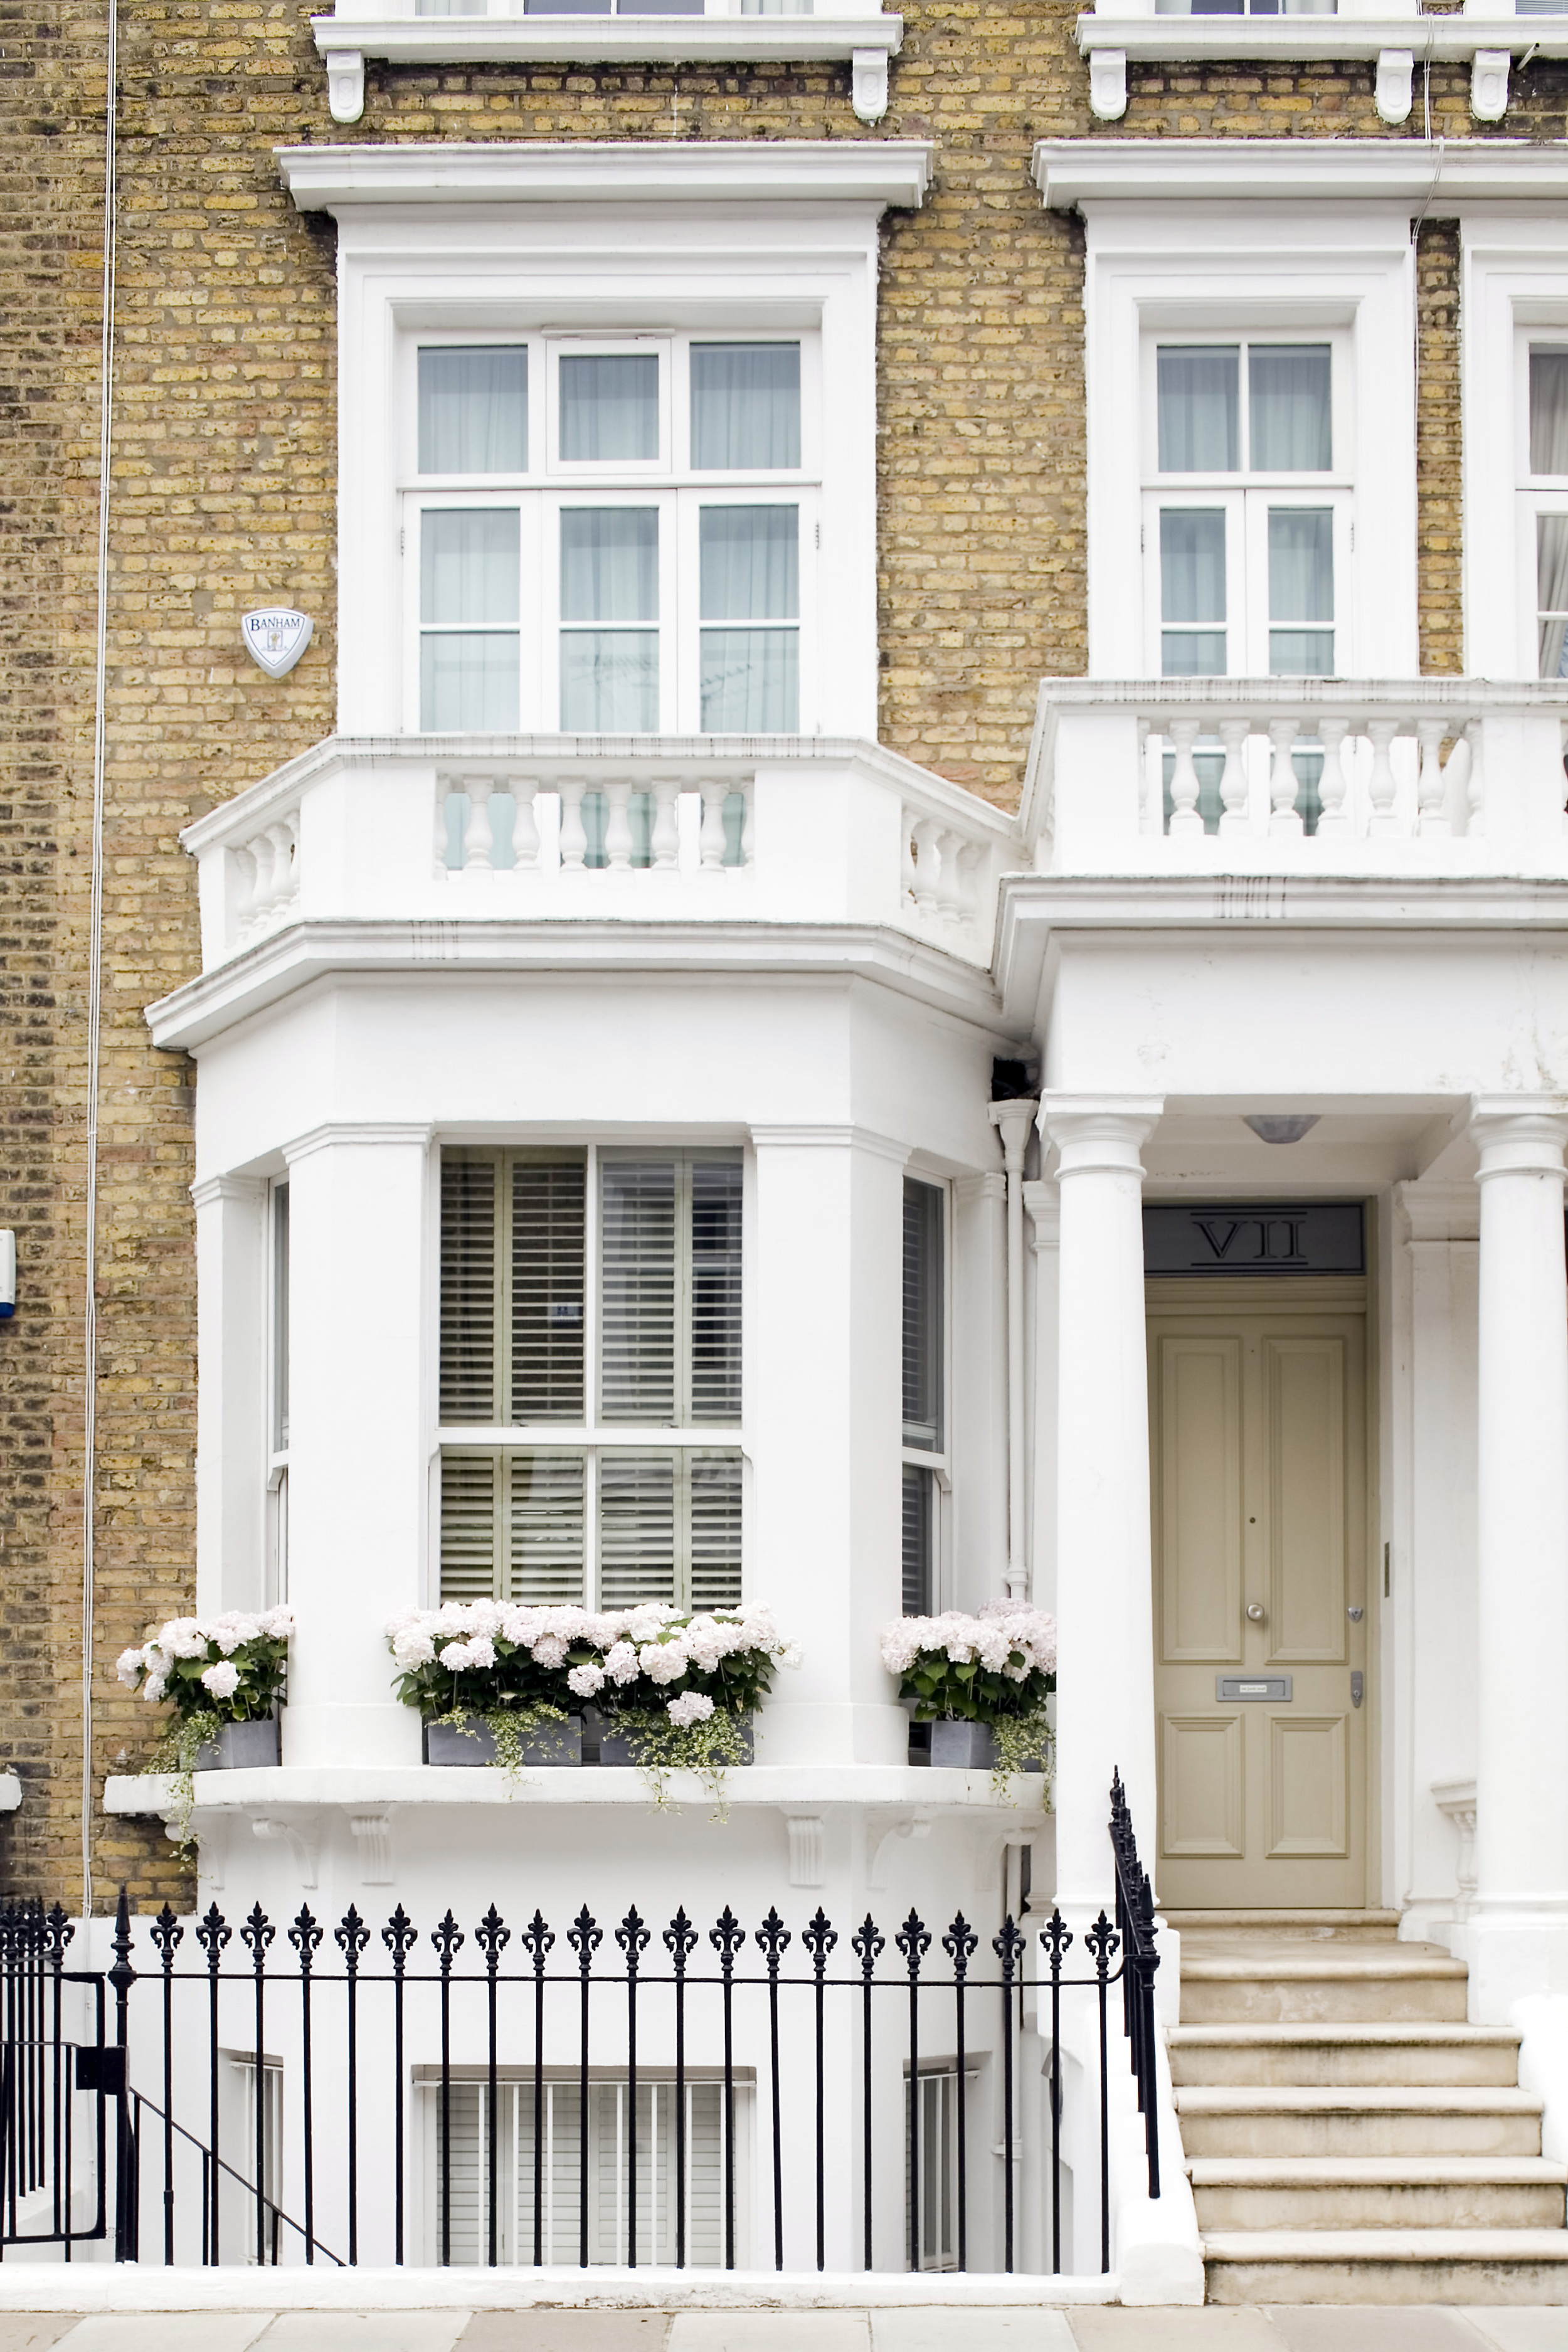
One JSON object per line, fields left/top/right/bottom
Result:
{"left": 1075, "top": 14, "right": 1568, "bottom": 60}
{"left": 1034, "top": 137, "right": 1568, "bottom": 211}
{"left": 310, "top": 12, "right": 902, "bottom": 64}
{"left": 276, "top": 138, "right": 933, "bottom": 215}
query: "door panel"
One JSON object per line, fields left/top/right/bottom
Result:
{"left": 1157, "top": 1336, "right": 1244, "bottom": 1662}
{"left": 1150, "top": 1295, "right": 1367, "bottom": 1908}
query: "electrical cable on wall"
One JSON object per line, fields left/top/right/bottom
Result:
{"left": 83, "top": 0, "right": 119, "bottom": 1923}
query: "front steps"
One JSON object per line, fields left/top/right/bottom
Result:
{"left": 1163, "top": 1909, "right": 1568, "bottom": 2303}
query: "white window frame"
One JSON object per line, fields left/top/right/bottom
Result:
{"left": 1512, "top": 325, "right": 1568, "bottom": 678}
{"left": 1459, "top": 218, "right": 1568, "bottom": 677}
{"left": 435, "top": 1140, "right": 748, "bottom": 1611}
{"left": 901, "top": 1172, "right": 951, "bottom": 1618}
{"left": 1080, "top": 204, "right": 1417, "bottom": 679}
{"left": 296, "top": 146, "right": 924, "bottom": 743}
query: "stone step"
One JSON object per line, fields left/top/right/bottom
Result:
{"left": 1168, "top": 2023, "right": 1524, "bottom": 2089}
{"left": 1187, "top": 2154, "right": 1568, "bottom": 2232}
{"left": 1202, "top": 2226, "right": 1568, "bottom": 2306}
{"left": 1165, "top": 1909, "right": 1404, "bottom": 1942}
{"left": 1174, "top": 2084, "right": 1544, "bottom": 2159}
{"left": 1180, "top": 1950, "right": 1470, "bottom": 2025}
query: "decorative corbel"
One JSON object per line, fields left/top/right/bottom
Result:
{"left": 1089, "top": 50, "right": 1128, "bottom": 123}
{"left": 868, "top": 1813, "right": 935, "bottom": 1892}
{"left": 252, "top": 1815, "right": 319, "bottom": 1889}
{"left": 1374, "top": 50, "right": 1413, "bottom": 127}
{"left": 783, "top": 1813, "right": 825, "bottom": 1890}
{"left": 1471, "top": 49, "right": 1510, "bottom": 121}
{"left": 852, "top": 49, "right": 890, "bottom": 125}
{"left": 347, "top": 1809, "right": 395, "bottom": 1887}
{"left": 324, "top": 49, "right": 366, "bottom": 125}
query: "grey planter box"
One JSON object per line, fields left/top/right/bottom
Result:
{"left": 593, "top": 1712, "right": 754, "bottom": 1767}
{"left": 194, "top": 1716, "right": 280, "bottom": 1772}
{"left": 928, "top": 1719, "right": 997, "bottom": 1771}
{"left": 423, "top": 1715, "right": 583, "bottom": 1767}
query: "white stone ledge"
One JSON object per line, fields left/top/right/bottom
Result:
{"left": 1035, "top": 134, "right": 1568, "bottom": 208}
{"left": 277, "top": 137, "right": 930, "bottom": 211}
{"left": 104, "top": 1763, "right": 1047, "bottom": 1819}
{"left": 1076, "top": 14, "right": 1568, "bottom": 58}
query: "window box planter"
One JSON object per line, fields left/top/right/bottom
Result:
{"left": 194, "top": 1716, "right": 282, "bottom": 1772}
{"left": 423, "top": 1714, "right": 584, "bottom": 1768}
{"left": 590, "top": 1710, "right": 754, "bottom": 1769}
{"left": 926, "top": 1718, "right": 996, "bottom": 1771}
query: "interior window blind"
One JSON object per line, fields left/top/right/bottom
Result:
{"left": 430, "top": 2076, "right": 731, "bottom": 2267}
{"left": 903, "top": 1179, "right": 943, "bottom": 1451}
{"left": 601, "top": 1161, "right": 678, "bottom": 1421}
{"left": 440, "top": 1156, "right": 500, "bottom": 1422}
{"left": 511, "top": 1160, "right": 586, "bottom": 1421}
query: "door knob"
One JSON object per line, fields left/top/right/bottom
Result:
{"left": 1246, "top": 1603, "right": 1266, "bottom": 1623}
{"left": 1347, "top": 1606, "right": 1364, "bottom": 1623}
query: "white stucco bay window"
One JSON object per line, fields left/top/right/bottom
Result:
{"left": 277, "top": 141, "right": 932, "bottom": 747}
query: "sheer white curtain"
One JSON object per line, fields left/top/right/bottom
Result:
{"left": 1537, "top": 516, "right": 1568, "bottom": 679}
{"left": 1530, "top": 351, "right": 1568, "bottom": 477}
{"left": 1160, "top": 508, "right": 1226, "bottom": 675}
{"left": 1157, "top": 349, "right": 1239, "bottom": 472}
{"left": 559, "top": 507, "right": 659, "bottom": 731}
{"left": 418, "top": 349, "right": 527, "bottom": 474}
{"left": 420, "top": 509, "right": 520, "bottom": 729}
{"left": 699, "top": 506, "right": 799, "bottom": 730}
{"left": 691, "top": 345, "right": 801, "bottom": 469}
{"left": 1268, "top": 507, "right": 1333, "bottom": 675}
{"left": 1250, "top": 346, "right": 1332, "bottom": 471}
{"left": 559, "top": 355, "right": 658, "bottom": 462}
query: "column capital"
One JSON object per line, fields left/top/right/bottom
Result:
{"left": 1468, "top": 1095, "right": 1568, "bottom": 1180}
{"left": 1039, "top": 1093, "right": 1164, "bottom": 1179}
{"left": 189, "top": 1172, "right": 266, "bottom": 1212}
{"left": 953, "top": 1170, "right": 1005, "bottom": 1208}
{"left": 748, "top": 1124, "right": 911, "bottom": 1167}
{"left": 283, "top": 1121, "right": 435, "bottom": 1167}
{"left": 988, "top": 1096, "right": 1039, "bottom": 1175}
{"left": 1394, "top": 1180, "right": 1479, "bottom": 1248}
{"left": 1022, "top": 1177, "right": 1061, "bottom": 1250}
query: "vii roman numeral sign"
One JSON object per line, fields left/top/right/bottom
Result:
{"left": 1143, "top": 1200, "right": 1365, "bottom": 1276}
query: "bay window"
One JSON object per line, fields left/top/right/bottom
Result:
{"left": 438, "top": 1147, "right": 743, "bottom": 1609}
{"left": 408, "top": 334, "right": 812, "bottom": 734}
{"left": 1145, "top": 337, "right": 1350, "bottom": 678}
{"left": 1524, "top": 346, "right": 1568, "bottom": 677}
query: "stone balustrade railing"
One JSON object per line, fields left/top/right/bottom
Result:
{"left": 183, "top": 736, "right": 1017, "bottom": 975}
{"left": 1022, "top": 679, "right": 1568, "bottom": 876}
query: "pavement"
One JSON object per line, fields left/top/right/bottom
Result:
{"left": 3, "top": 2312, "right": 1568, "bottom": 2352}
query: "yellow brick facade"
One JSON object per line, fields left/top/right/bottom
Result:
{"left": 0, "top": 0, "right": 1535, "bottom": 1907}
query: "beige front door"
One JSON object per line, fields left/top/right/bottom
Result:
{"left": 1148, "top": 1279, "right": 1369, "bottom": 1909}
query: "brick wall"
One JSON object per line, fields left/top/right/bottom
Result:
{"left": 0, "top": 0, "right": 1531, "bottom": 1906}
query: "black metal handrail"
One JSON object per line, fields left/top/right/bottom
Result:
{"left": 0, "top": 1776, "right": 1162, "bottom": 2275}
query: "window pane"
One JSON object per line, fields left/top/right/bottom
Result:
{"left": 1531, "top": 351, "right": 1568, "bottom": 476}
{"left": 1249, "top": 345, "right": 1332, "bottom": 472}
{"left": 418, "top": 348, "right": 527, "bottom": 474}
{"left": 903, "top": 1463, "right": 934, "bottom": 1616}
{"left": 601, "top": 1160, "right": 676, "bottom": 1422}
{"left": 421, "top": 632, "right": 520, "bottom": 731}
{"left": 561, "top": 509, "right": 658, "bottom": 622}
{"left": 441, "top": 1156, "right": 498, "bottom": 1421}
{"left": 700, "top": 507, "right": 798, "bottom": 619}
{"left": 1269, "top": 630, "right": 1335, "bottom": 676}
{"left": 1160, "top": 509, "right": 1226, "bottom": 622}
{"left": 421, "top": 509, "right": 520, "bottom": 624}
{"left": 1268, "top": 507, "right": 1333, "bottom": 620}
{"left": 689, "top": 1452, "right": 743, "bottom": 1611}
{"left": 511, "top": 1160, "right": 586, "bottom": 1422}
{"left": 690, "top": 1161, "right": 743, "bottom": 1421}
{"left": 903, "top": 1178, "right": 943, "bottom": 1451}
{"left": 560, "top": 633, "right": 659, "bottom": 732}
{"left": 1539, "top": 514, "right": 1568, "bottom": 677}
{"left": 599, "top": 1449, "right": 676, "bottom": 1607}
{"left": 1157, "top": 348, "right": 1239, "bottom": 472}
{"left": 700, "top": 631, "right": 798, "bottom": 731}
{"left": 524, "top": 0, "right": 610, "bottom": 10}
{"left": 560, "top": 354, "right": 658, "bottom": 462}
{"left": 1162, "top": 631, "right": 1227, "bottom": 677}
{"left": 440, "top": 1451, "right": 499, "bottom": 1600}
{"left": 506, "top": 1452, "right": 586, "bottom": 1604}
{"left": 691, "top": 344, "right": 802, "bottom": 469}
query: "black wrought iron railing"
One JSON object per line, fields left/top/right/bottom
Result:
{"left": 0, "top": 1779, "right": 1161, "bottom": 2276}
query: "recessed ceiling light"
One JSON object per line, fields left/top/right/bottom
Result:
{"left": 1243, "top": 1115, "right": 1321, "bottom": 1146}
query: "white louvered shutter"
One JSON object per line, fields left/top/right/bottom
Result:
{"left": 506, "top": 1452, "right": 585, "bottom": 1604}
{"left": 441, "top": 1155, "right": 500, "bottom": 1422}
{"left": 440, "top": 1453, "right": 501, "bottom": 1601}
{"left": 601, "top": 1160, "right": 677, "bottom": 1421}
{"left": 600, "top": 1449, "right": 676, "bottom": 1608}
{"left": 689, "top": 1159, "right": 743, "bottom": 1421}
{"left": 688, "top": 1452, "right": 742, "bottom": 1611}
{"left": 511, "top": 1159, "right": 586, "bottom": 1421}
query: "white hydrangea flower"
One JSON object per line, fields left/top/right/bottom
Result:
{"left": 567, "top": 1663, "right": 605, "bottom": 1699}
{"left": 392, "top": 1628, "right": 437, "bottom": 1668}
{"left": 604, "top": 1641, "right": 642, "bottom": 1686}
{"left": 530, "top": 1635, "right": 568, "bottom": 1670}
{"left": 438, "top": 1640, "right": 477, "bottom": 1671}
{"left": 159, "top": 1617, "right": 210, "bottom": 1661}
{"left": 640, "top": 1641, "right": 687, "bottom": 1687}
{"left": 115, "top": 1646, "right": 146, "bottom": 1688}
{"left": 666, "top": 1690, "right": 714, "bottom": 1728}
{"left": 142, "top": 1671, "right": 168, "bottom": 1704}
{"left": 200, "top": 1660, "right": 241, "bottom": 1701}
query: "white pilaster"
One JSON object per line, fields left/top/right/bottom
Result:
{"left": 1039, "top": 1094, "right": 1164, "bottom": 1914}
{"left": 281, "top": 1122, "right": 433, "bottom": 1769}
{"left": 1022, "top": 1177, "right": 1061, "bottom": 1619}
{"left": 952, "top": 1170, "right": 1007, "bottom": 1611}
{"left": 1467, "top": 1097, "right": 1568, "bottom": 2018}
{"left": 191, "top": 1173, "right": 267, "bottom": 1618}
{"left": 991, "top": 1098, "right": 1039, "bottom": 1600}
{"left": 748, "top": 1125, "right": 910, "bottom": 1767}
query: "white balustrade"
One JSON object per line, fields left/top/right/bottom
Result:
{"left": 1025, "top": 679, "right": 1568, "bottom": 876}
{"left": 437, "top": 774, "right": 758, "bottom": 879}
{"left": 231, "top": 808, "right": 300, "bottom": 943}
{"left": 898, "top": 802, "right": 995, "bottom": 939}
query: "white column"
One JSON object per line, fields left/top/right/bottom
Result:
{"left": 1467, "top": 1097, "right": 1568, "bottom": 2017}
{"left": 281, "top": 1122, "right": 432, "bottom": 1769}
{"left": 191, "top": 1174, "right": 267, "bottom": 1616}
{"left": 1022, "top": 1177, "right": 1061, "bottom": 1618}
{"left": 748, "top": 1125, "right": 910, "bottom": 1767}
{"left": 1040, "top": 1094, "right": 1163, "bottom": 1915}
{"left": 991, "top": 1098, "right": 1039, "bottom": 1599}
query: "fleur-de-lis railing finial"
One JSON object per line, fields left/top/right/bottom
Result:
{"left": 475, "top": 1905, "right": 510, "bottom": 1971}
{"left": 149, "top": 1904, "right": 183, "bottom": 1966}
{"left": 664, "top": 1905, "right": 698, "bottom": 1970}
{"left": 943, "top": 1910, "right": 978, "bottom": 1974}
{"left": 802, "top": 1907, "right": 837, "bottom": 1973}
{"left": 520, "top": 1909, "right": 554, "bottom": 1969}
{"left": 616, "top": 1906, "right": 650, "bottom": 1973}
{"left": 241, "top": 1903, "right": 275, "bottom": 1968}
{"left": 755, "top": 1906, "right": 790, "bottom": 1974}
{"left": 568, "top": 1907, "right": 602, "bottom": 1971}
{"left": 709, "top": 1905, "right": 746, "bottom": 1974}
{"left": 383, "top": 1903, "right": 417, "bottom": 1968}
{"left": 336, "top": 1906, "right": 371, "bottom": 1968}
{"left": 431, "top": 1910, "right": 464, "bottom": 1972}
{"left": 289, "top": 1905, "right": 324, "bottom": 1969}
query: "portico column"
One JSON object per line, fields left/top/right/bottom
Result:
{"left": 1039, "top": 1095, "right": 1164, "bottom": 1914}
{"left": 1468, "top": 1096, "right": 1568, "bottom": 2018}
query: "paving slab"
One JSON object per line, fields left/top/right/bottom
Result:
{"left": 1459, "top": 2319, "right": 1568, "bottom": 2352}
{"left": 256, "top": 2320, "right": 472, "bottom": 2352}
{"left": 457, "top": 2318, "right": 672, "bottom": 2351}
{"left": 667, "top": 2319, "right": 869, "bottom": 2352}
{"left": 872, "top": 2316, "right": 1078, "bottom": 2352}
{"left": 55, "top": 2322, "right": 274, "bottom": 2352}
{"left": 1067, "top": 2314, "right": 1283, "bottom": 2350}
{"left": 1264, "top": 2313, "right": 1495, "bottom": 2352}
{"left": 0, "top": 2325, "right": 82, "bottom": 2352}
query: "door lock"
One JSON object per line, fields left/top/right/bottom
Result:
{"left": 1347, "top": 1606, "right": 1364, "bottom": 1623}
{"left": 1246, "top": 1602, "right": 1266, "bottom": 1623}
{"left": 1350, "top": 1670, "right": 1364, "bottom": 1708}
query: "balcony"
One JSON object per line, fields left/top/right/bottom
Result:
{"left": 1022, "top": 679, "right": 1568, "bottom": 879}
